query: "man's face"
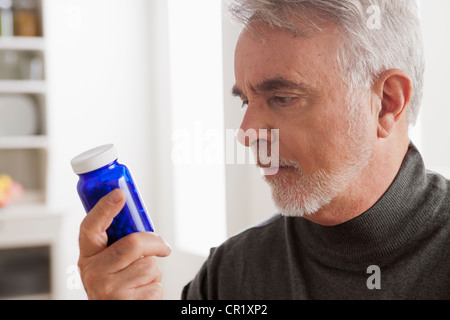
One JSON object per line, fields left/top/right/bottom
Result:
{"left": 233, "top": 23, "right": 377, "bottom": 217}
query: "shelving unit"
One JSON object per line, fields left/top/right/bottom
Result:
{"left": 0, "top": 80, "right": 46, "bottom": 93}
{"left": 0, "top": 135, "right": 48, "bottom": 149}
{"left": 0, "top": 0, "right": 47, "bottom": 204}
{"left": 0, "top": 0, "right": 61, "bottom": 300}
{"left": 0, "top": 36, "right": 46, "bottom": 51}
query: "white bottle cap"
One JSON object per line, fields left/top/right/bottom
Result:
{"left": 71, "top": 144, "right": 119, "bottom": 175}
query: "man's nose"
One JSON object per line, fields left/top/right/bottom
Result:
{"left": 237, "top": 104, "right": 272, "bottom": 147}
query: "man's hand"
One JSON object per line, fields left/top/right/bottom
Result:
{"left": 78, "top": 189, "right": 171, "bottom": 300}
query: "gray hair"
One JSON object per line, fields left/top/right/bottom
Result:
{"left": 229, "top": 0, "right": 425, "bottom": 125}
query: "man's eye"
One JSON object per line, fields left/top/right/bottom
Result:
{"left": 241, "top": 100, "right": 249, "bottom": 109}
{"left": 273, "top": 96, "right": 295, "bottom": 105}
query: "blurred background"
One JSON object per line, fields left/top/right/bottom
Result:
{"left": 0, "top": 0, "right": 448, "bottom": 300}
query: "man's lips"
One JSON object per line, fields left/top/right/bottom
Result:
{"left": 259, "top": 165, "right": 289, "bottom": 176}
{"left": 256, "top": 155, "right": 298, "bottom": 176}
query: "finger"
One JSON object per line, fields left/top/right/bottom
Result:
{"left": 132, "top": 282, "right": 164, "bottom": 300}
{"left": 113, "top": 256, "right": 162, "bottom": 290}
{"left": 94, "top": 231, "right": 171, "bottom": 273}
{"left": 79, "top": 188, "right": 126, "bottom": 258}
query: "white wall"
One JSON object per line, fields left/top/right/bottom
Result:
{"left": 418, "top": 0, "right": 450, "bottom": 178}
{"left": 44, "top": 0, "right": 155, "bottom": 299}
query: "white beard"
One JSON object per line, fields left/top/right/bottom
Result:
{"left": 263, "top": 155, "right": 368, "bottom": 217}
{"left": 261, "top": 99, "right": 373, "bottom": 217}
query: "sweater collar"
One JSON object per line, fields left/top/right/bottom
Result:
{"left": 294, "top": 143, "right": 443, "bottom": 265}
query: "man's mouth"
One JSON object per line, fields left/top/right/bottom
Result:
{"left": 257, "top": 155, "right": 299, "bottom": 177}
{"left": 260, "top": 166, "right": 282, "bottom": 176}
{"left": 257, "top": 162, "right": 290, "bottom": 176}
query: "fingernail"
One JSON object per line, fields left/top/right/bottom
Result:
{"left": 108, "top": 189, "right": 123, "bottom": 204}
{"left": 164, "top": 240, "right": 172, "bottom": 251}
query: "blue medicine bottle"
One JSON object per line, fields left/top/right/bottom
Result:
{"left": 71, "top": 144, "right": 154, "bottom": 246}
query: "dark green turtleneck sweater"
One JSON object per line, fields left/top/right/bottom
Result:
{"left": 182, "top": 144, "right": 450, "bottom": 299}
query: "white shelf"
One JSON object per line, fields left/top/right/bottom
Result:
{"left": 0, "top": 203, "right": 57, "bottom": 222}
{"left": 0, "top": 136, "right": 48, "bottom": 149}
{"left": 0, "top": 80, "right": 46, "bottom": 94}
{"left": 0, "top": 37, "right": 45, "bottom": 51}
{"left": 0, "top": 190, "right": 49, "bottom": 220}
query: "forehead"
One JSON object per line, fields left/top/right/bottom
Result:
{"left": 234, "top": 23, "right": 342, "bottom": 89}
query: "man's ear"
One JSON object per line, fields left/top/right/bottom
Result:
{"left": 373, "top": 69, "right": 413, "bottom": 138}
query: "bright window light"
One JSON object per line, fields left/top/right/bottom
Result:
{"left": 168, "top": 0, "right": 227, "bottom": 256}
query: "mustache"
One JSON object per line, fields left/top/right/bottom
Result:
{"left": 251, "top": 143, "right": 299, "bottom": 169}
{"left": 277, "top": 156, "right": 300, "bottom": 168}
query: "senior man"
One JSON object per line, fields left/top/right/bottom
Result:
{"left": 78, "top": 0, "right": 450, "bottom": 300}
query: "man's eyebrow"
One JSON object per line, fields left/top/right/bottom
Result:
{"left": 231, "top": 85, "right": 245, "bottom": 98}
{"left": 231, "top": 77, "right": 313, "bottom": 98}
{"left": 255, "top": 77, "right": 313, "bottom": 94}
